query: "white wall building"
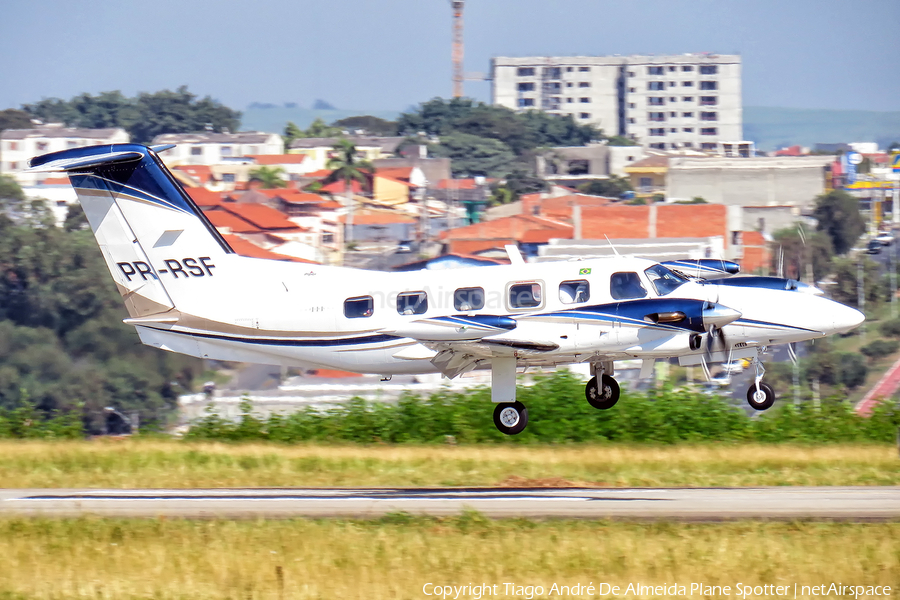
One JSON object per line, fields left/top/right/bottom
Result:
{"left": 492, "top": 54, "right": 742, "bottom": 151}
{"left": 152, "top": 132, "right": 284, "bottom": 166}
{"left": 1, "top": 124, "right": 129, "bottom": 184}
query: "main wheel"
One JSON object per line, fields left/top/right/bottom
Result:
{"left": 493, "top": 401, "right": 529, "bottom": 435}
{"left": 586, "top": 374, "right": 620, "bottom": 409}
{"left": 747, "top": 382, "right": 775, "bottom": 411}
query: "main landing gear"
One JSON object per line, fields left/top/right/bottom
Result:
{"left": 585, "top": 362, "right": 619, "bottom": 410}
{"left": 493, "top": 401, "right": 528, "bottom": 435}
{"left": 746, "top": 351, "right": 776, "bottom": 411}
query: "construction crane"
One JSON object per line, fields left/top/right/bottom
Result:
{"left": 451, "top": 0, "right": 464, "bottom": 98}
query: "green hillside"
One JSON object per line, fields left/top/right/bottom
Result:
{"left": 744, "top": 106, "right": 900, "bottom": 151}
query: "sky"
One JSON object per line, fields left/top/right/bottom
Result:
{"left": 1, "top": 0, "right": 898, "bottom": 114}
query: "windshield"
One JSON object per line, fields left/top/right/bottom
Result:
{"left": 644, "top": 264, "right": 689, "bottom": 296}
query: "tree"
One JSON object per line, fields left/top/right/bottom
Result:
{"left": 770, "top": 224, "right": 833, "bottom": 281}
{"left": 606, "top": 135, "right": 638, "bottom": 146}
{"left": 331, "top": 115, "right": 398, "bottom": 136}
{"left": 0, "top": 109, "right": 32, "bottom": 134}
{"left": 249, "top": 166, "right": 287, "bottom": 189}
{"left": 0, "top": 176, "right": 26, "bottom": 215}
{"left": 23, "top": 87, "right": 242, "bottom": 145}
{"left": 829, "top": 256, "right": 883, "bottom": 308}
{"left": 283, "top": 121, "right": 304, "bottom": 149}
{"left": 129, "top": 86, "right": 241, "bottom": 144}
{"left": 813, "top": 189, "right": 865, "bottom": 255}
{"left": 322, "top": 139, "right": 374, "bottom": 243}
{"left": 0, "top": 218, "right": 200, "bottom": 430}
{"left": 304, "top": 118, "right": 341, "bottom": 138}
{"left": 398, "top": 98, "right": 600, "bottom": 157}
{"left": 427, "top": 132, "right": 518, "bottom": 178}
{"left": 578, "top": 175, "right": 632, "bottom": 198}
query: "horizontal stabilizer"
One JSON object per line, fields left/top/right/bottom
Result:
{"left": 27, "top": 150, "right": 143, "bottom": 173}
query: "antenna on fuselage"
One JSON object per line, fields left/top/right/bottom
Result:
{"left": 604, "top": 235, "right": 621, "bottom": 257}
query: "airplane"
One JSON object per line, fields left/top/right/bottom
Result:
{"left": 28, "top": 144, "right": 866, "bottom": 435}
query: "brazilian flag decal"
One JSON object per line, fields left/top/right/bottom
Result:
{"left": 579, "top": 267, "right": 591, "bottom": 275}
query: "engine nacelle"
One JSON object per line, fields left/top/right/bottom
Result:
{"left": 624, "top": 332, "right": 703, "bottom": 358}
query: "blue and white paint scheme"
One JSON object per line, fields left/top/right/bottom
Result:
{"left": 29, "top": 144, "right": 865, "bottom": 434}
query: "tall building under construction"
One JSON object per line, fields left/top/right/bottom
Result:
{"left": 491, "top": 54, "right": 742, "bottom": 150}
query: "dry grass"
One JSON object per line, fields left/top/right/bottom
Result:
{"left": 0, "top": 518, "right": 896, "bottom": 599}
{"left": 0, "top": 440, "right": 897, "bottom": 488}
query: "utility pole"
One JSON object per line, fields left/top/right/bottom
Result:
{"left": 858, "top": 257, "right": 866, "bottom": 343}
{"left": 451, "top": 0, "right": 465, "bottom": 98}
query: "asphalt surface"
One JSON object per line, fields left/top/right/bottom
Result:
{"left": 1, "top": 487, "right": 898, "bottom": 520}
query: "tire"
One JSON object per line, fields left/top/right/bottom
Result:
{"left": 585, "top": 374, "right": 620, "bottom": 410}
{"left": 746, "top": 382, "right": 775, "bottom": 411}
{"left": 493, "top": 401, "right": 529, "bottom": 435}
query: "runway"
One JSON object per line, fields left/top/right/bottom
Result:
{"left": 1, "top": 487, "right": 898, "bottom": 520}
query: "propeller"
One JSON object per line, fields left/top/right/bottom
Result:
{"left": 699, "top": 301, "right": 741, "bottom": 381}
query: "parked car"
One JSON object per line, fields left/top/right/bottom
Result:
{"left": 396, "top": 241, "right": 414, "bottom": 253}
{"left": 867, "top": 239, "right": 882, "bottom": 254}
{"left": 876, "top": 231, "right": 894, "bottom": 246}
{"left": 721, "top": 360, "right": 744, "bottom": 375}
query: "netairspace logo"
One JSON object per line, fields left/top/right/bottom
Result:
{"left": 421, "top": 582, "right": 893, "bottom": 599}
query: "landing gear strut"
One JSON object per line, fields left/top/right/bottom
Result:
{"left": 586, "top": 362, "right": 620, "bottom": 410}
{"left": 491, "top": 356, "right": 529, "bottom": 435}
{"left": 746, "top": 352, "right": 775, "bottom": 411}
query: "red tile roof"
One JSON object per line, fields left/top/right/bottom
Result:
{"left": 206, "top": 211, "right": 262, "bottom": 233}
{"left": 304, "top": 169, "right": 333, "bottom": 179}
{"left": 221, "top": 234, "right": 317, "bottom": 263}
{"left": 187, "top": 187, "right": 226, "bottom": 207}
{"left": 221, "top": 204, "right": 300, "bottom": 230}
{"left": 376, "top": 167, "right": 413, "bottom": 180}
{"left": 440, "top": 214, "right": 572, "bottom": 241}
{"left": 247, "top": 154, "right": 307, "bottom": 165}
{"left": 320, "top": 179, "right": 364, "bottom": 194}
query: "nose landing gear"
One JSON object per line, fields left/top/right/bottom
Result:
{"left": 746, "top": 352, "right": 775, "bottom": 411}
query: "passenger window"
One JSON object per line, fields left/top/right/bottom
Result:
{"left": 610, "top": 272, "right": 648, "bottom": 300}
{"left": 397, "top": 291, "right": 428, "bottom": 315}
{"left": 509, "top": 282, "right": 543, "bottom": 308}
{"left": 454, "top": 287, "right": 485, "bottom": 311}
{"left": 559, "top": 279, "right": 590, "bottom": 304}
{"left": 344, "top": 296, "right": 374, "bottom": 318}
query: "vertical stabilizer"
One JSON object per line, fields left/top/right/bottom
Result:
{"left": 29, "top": 144, "right": 233, "bottom": 317}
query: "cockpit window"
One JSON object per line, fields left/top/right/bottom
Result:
{"left": 644, "top": 264, "right": 689, "bottom": 296}
{"left": 610, "top": 272, "right": 648, "bottom": 300}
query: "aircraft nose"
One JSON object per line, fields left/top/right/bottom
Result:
{"left": 702, "top": 302, "right": 742, "bottom": 329}
{"left": 832, "top": 304, "right": 865, "bottom": 334}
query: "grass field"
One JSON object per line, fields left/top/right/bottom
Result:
{"left": 0, "top": 517, "right": 896, "bottom": 599}
{"left": 0, "top": 440, "right": 898, "bottom": 488}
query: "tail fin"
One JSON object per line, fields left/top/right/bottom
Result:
{"left": 29, "top": 144, "right": 234, "bottom": 318}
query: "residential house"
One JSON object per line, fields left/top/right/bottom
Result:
{"left": 1, "top": 124, "right": 129, "bottom": 184}
{"left": 152, "top": 132, "right": 284, "bottom": 166}
{"left": 288, "top": 136, "right": 405, "bottom": 172}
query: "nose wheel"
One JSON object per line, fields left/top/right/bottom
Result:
{"left": 747, "top": 382, "right": 775, "bottom": 411}
{"left": 746, "top": 354, "right": 775, "bottom": 411}
{"left": 586, "top": 374, "right": 620, "bottom": 409}
{"left": 493, "top": 401, "right": 529, "bottom": 435}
